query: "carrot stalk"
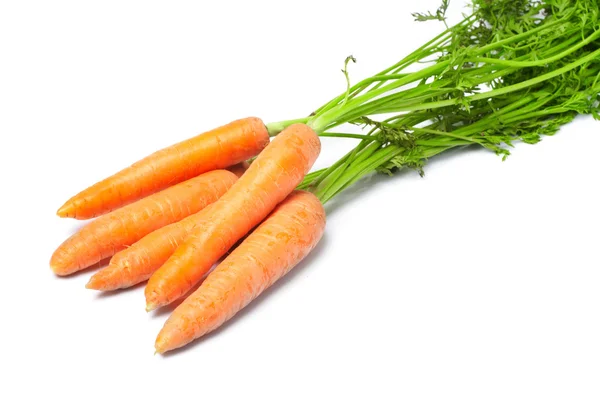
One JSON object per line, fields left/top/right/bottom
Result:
{"left": 50, "top": 170, "right": 237, "bottom": 276}
{"left": 56, "top": 117, "right": 269, "bottom": 219}
{"left": 86, "top": 205, "right": 214, "bottom": 290}
{"left": 155, "top": 190, "right": 326, "bottom": 353}
{"left": 145, "top": 123, "right": 321, "bottom": 311}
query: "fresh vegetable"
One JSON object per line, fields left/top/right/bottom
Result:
{"left": 144, "top": 124, "right": 321, "bottom": 311}
{"left": 83, "top": 163, "right": 249, "bottom": 288}
{"left": 155, "top": 190, "right": 326, "bottom": 353}
{"left": 56, "top": 117, "right": 269, "bottom": 219}
{"left": 86, "top": 204, "right": 215, "bottom": 290}
{"left": 49, "top": 0, "right": 599, "bottom": 354}
{"left": 51, "top": 170, "right": 237, "bottom": 276}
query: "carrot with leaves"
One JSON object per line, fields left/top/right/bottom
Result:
{"left": 51, "top": 170, "right": 237, "bottom": 276}
{"left": 145, "top": 123, "right": 321, "bottom": 311}
{"left": 155, "top": 190, "right": 325, "bottom": 353}
{"left": 49, "top": 0, "right": 600, "bottom": 354}
{"left": 57, "top": 117, "right": 268, "bottom": 219}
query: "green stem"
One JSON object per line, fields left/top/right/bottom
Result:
{"left": 318, "top": 132, "right": 378, "bottom": 140}
{"left": 266, "top": 118, "right": 310, "bottom": 136}
{"left": 472, "top": 29, "right": 600, "bottom": 68}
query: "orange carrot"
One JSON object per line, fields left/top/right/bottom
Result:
{"left": 50, "top": 170, "right": 237, "bottom": 276}
{"left": 145, "top": 123, "right": 321, "bottom": 311}
{"left": 87, "top": 163, "right": 248, "bottom": 290}
{"left": 226, "top": 161, "right": 250, "bottom": 178}
{"left": 155, "top": 190, "right": 326, "bottom": 353}
{"left": 57, "top": 117, "right": 269, "bottom": 220}
{"left": 86, "top": 205, "right": 214, "bottom": 290}
{"left": 86, "top": 159, "right": 247, "bottom": 290}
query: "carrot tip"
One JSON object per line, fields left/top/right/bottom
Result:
{"left": 146, "top": 303, "right": 157, "bottom": 312}
{"left": 155, "top": 338, "right": 168, "bottom": 354}
{"left": 85, "top": 278, "right": 100, "bottom": 290}
{"left": 50, "top": 263, "right": 67, "bottom": 276}
{"left": 86, "top": 272, "right": 111, "bottom": 290}
{"left": 56, "top": 202, "right": 75, "bottom": 218}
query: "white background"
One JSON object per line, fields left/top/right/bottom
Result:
{"left": 2, "top": 1, "right": 599, "bottom": 399}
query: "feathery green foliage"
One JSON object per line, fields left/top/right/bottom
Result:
{"left": 268, "top": 0, "right": 600, "bottom": 203}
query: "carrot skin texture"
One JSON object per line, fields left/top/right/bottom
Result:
{"left": 87, "top": 162, "right": 249, "bottom": 291}
{"left": 87, "top": 163, "right": 250, "bottom": 290}
{"left": 51, "top": 170, "right": 237, "bottom": 276}
{"left": 86, "top": 205, "right": 214, "bottom": 290}
{"left": 155, "top": 191, "right": 326, "bottom": 353}
{"left": 85, "top": 164, "right": 246, "bottom": 288}
{"left": 57, "top": 117, "right": 269, "bottom": 219}
{"left": 145, "top": 124, "right": 321, "bottom": 310}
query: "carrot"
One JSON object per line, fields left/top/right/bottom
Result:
{"left": 56, "top": 117, "right": 269, "bottom": 219}
{"left": 226, "top": 161, "right": 250, "bottom": 178}
{"left": 155, "top": 190, "right": 326, "bottom": 353}
{"left": 86, "top": 160, "right": 247, "bottom": 290}
{"left": 50, "top": 170, "right": 237, "bottom": 276}
{"left": 145, "top": 123, "right": 321, "bottom": 311}
{"left": 85, "top": 204, "right": 214, "bottom": 290}
{"left": 86, "top": 163, "right": 247, "bottom": 290}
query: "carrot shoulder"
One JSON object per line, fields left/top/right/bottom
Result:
{"left": 86, "top": 205, "right": 213, "bottom": 290}
{"left": 51, "top": 170, "right": 237, "bottom": 276}
{"left": 145, "top": 123, "right": 321, "bottom": 311}
{"left": 155, "top": 190, "right": 326, "bottom": 353}
{"left": 57, "top": 117, "right": 269, "bottom": 219}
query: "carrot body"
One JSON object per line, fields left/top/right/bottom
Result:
{"left": 86, "top": 163, "right": 247, "bottom": 290}
{"left": 57, "top": 117, "right": 269, "bottom": 219}
{"left": 51, "top": 170, "right": 237, "bottom": 276}
{"left": 145, "top": 123, "right": 321, "bottom": 311}
{"left": 155, "top": 191, "right": 326, "bottom": 353}
{"left": 86, "top": 205, "right": 214, "bottom": 290}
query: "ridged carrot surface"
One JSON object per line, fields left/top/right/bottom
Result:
{"left": 145, "top": 123, "right": 321, "bottom": 311}
{"left": 86, "top": 158, "right": 249, "bottom": 289}
{"left": 85, "top": 205, "right": 214, "bottom": 290}
{"left": 50, "top": 170, "right": 237, "bottom": 276}
{"left": 57, "top": 117, "right": 269, "bottom": 219}
{"left": 87, "top": 162, "right": 247, "bottom": 290}
{"left": 155, "top": 191, "right": 326, "bottom": 353}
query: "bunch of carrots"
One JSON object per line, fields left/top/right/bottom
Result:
{"left": 52, "top": 119, "right": 324, "bottom": 353}
{"left": 51, "top": 0, "right": 600, "bottom": 354}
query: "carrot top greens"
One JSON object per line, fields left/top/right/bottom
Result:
{"left": 267, "top": 0, "right": 600, "bottom": 203}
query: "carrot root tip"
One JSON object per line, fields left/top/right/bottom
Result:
{"left": 154, "top": 337, "right": 170, "bottom": 354}
{"left": 86, "top": 273, "right": 110, "bottom": 290}
{"left": 85, "top": 279, "right": 99, "bottom": 290}
{"left": 56, "top": 202, "right": 75, "bottom": 218}
{"left": 50, "top": 263, "right": 68, "bottom": 276}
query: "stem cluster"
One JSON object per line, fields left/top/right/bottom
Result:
{"left": 268, "top": 0, "right": 600, "bottom": 204}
